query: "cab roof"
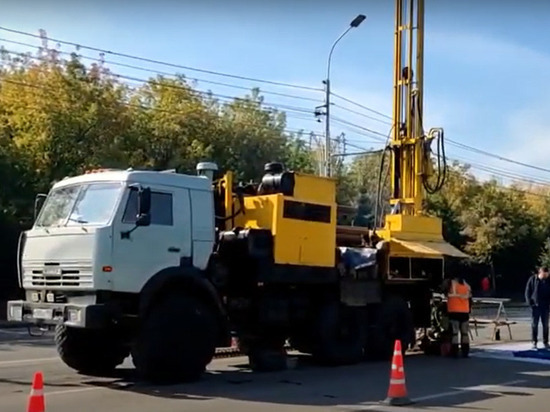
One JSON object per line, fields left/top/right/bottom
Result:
{"left": 53, "top": 168, "right": 212, "bottom": 191}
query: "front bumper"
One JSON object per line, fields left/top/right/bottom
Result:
{"left": 6, "top": 300, "right": 109, "bottom": 329}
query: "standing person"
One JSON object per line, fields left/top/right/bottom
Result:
{"left": 524, "top": 267, "right": 550, "bottom": 349}
{"left": 442, "top": 273, "right": 473, "bottom": 358}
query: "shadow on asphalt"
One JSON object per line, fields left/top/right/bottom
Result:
{"left": 0, "top": 377, "right": 81, "bottom": 388}
{"left": 0, "top": 329, "right": 55, "bottom": 352}
{"left": 77, "top": 352, "right": 550, "bottom": 409}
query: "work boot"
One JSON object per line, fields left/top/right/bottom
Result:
{"left": 450, "top": 344, "right": 460, "bottom": 358}
{"left": 461, "top": 344, "right": 470, "bottom": 358}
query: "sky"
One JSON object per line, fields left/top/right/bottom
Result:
{"left": 2, "top": 0, "right": 550, "bottom": 187}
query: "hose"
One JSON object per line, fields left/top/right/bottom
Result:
{"left": 413, "top": 92, "right": 447, "bottom": 194}
{"left": 373, "top": 126, "right": 394, "bottom": 231}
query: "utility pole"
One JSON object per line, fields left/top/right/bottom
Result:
{"left": 315, "top": 14, "right": 366, "bottom": 178}
{"left": 342, "top": 133, "right": 347, "bottom": 156}
{"left": 323, "top": 78, "right": 331, "bottom": 177}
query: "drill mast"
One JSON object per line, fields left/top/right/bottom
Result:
{"left": 390, "top": 0, "right": 444, "bottom": 216}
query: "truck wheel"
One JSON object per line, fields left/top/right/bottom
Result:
{"left": 368, "top": 296, "right": 415, "bottom": 361}
{"left": 132, "top": 294, "right": 218, "bottom": 384}
{"left": 55, "top": 324, "right": 129, "bottom": 375}
{"left": 311, "top": 302, "right": 364, "bottom": 366}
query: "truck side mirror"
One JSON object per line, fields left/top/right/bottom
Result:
{"left": 136, "top": 187, "right": 151, "bottom": 227}
{"left": 136, "top": 213, "right": 151, "bottom": 227}
{"left": 121, "top": 186, "right": 151, "bottom": 239}
{"left": 34, "top": 194, "right": 48, "bottom": 221}
{"left": 138, "top": 187, "right": 151, "bottom": 215}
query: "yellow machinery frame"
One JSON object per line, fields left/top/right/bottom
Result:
{"left": 216, "top": 170, "right": 338, "bottom": 268}
{"left": 375, "top": 0, "right": 467, "bottom": 263}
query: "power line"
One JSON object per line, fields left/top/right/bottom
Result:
{"left": 449, "top": 154, "right": 550, "bottom": 186}
{"left": 0, "top": 47, "right": 317, "bottom": 117}
{"left": 330, "top": 90, "right": 392, "bottom": 120}
{"left": 331, "top": 116, "right": 388, "bottom": 141}
{"left": 0, "top": 26, "right": 323, "bottom": 93}
{"left": 3, "top": 27, "right": 545, "bottom": 181}
{"left": 0, "top": 78, "right": 314, "bottom": 142}
{"left": 0, "top": 37, "right": 324, "bottom": 105}
{"left": 331, "top": 102, "right": 392, "bottom": 126}
{"left": 1, "top": 41, "right": 392, "bottom": 140}
{"left": 447, "top": 155, "right": 550, "bottom": 189}
{"left": 329, "top": 91, "right": 550, "bottom": 178}
{"left": 4, "top": 76, "right": 550, "bottom": 202}
{"left": 447, "top": 139, "right": 550, "bottom": 175}
{"left": 0, "top": 30, "right": 401, "bottom": 146}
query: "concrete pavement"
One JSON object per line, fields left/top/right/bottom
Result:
{"left": 1, "top": 320, "right": 550, "bottom": 412}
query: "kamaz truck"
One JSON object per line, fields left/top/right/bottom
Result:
{"left": 7, "top": 160, "right": 463, "bottom": 383}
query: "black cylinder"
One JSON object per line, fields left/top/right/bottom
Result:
{"left": 258, "top": 162, "right": 295, "bottom": 196}
{"left": 264, "top": 162, "right": 284, "bottom": 174}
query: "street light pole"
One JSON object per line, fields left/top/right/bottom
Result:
{"left": 323, "top": 14, "right": 366, "bottom": 177}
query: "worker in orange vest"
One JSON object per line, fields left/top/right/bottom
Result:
{"left": 442, "top": 274, "right": 473, "bottom": 358}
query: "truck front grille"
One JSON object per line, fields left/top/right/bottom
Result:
{"left": 23, "top": 261, "right": 93, "bottom": 289}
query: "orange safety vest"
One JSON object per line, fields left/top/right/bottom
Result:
{"left": 447, "top": 279, "right": 471, "bottom": 313}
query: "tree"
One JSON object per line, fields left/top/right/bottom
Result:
{"left": 539, "top": 239, "right": 550, "bottom": 270}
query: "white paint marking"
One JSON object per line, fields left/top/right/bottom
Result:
{"left": 46, "top": 387, "right": 103, "bottom": 396}
{"left": 342, "top": 379, "right": 527, "bottom": 410}
{"left": 412, "top": 379, "right": 526, "bottom": 402}
{"left": 0, "top": 357, "right": 58, "bottom": 367}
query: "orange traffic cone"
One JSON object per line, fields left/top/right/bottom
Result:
{"left": 382, "top": 340, "right": 414, "bottom": 406}
{"left": 27, "top": 371, "right": 45, "bottom": 412}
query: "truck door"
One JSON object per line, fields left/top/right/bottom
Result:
{"left": 111, "top": 186, "right": 192, "bottom": 293}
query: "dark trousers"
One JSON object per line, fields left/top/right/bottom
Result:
{"left": 448, "top": 312, "right": 470, "bottom": 357}
{"left": 531, "top": 305, "right": 550, "bottom": 343}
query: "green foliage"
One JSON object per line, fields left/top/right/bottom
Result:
{"left": 0, "top": 45, "right": 313, "bottom": 213}
{"left": 539, "top": 239, "right": 550, "bottom": 270}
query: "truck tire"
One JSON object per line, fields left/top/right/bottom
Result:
{"left": 311, "top": 302, "right": 364, "bottom": 366}
{"left": 368, "top": 296, "right": 415, "bottom": 361}
{"left": 55, "top": 324, "right": 129, "bottom": 375}
{"left": 132, "top": 294, "right": 218, "bottom": 384}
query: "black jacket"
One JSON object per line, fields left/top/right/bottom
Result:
{"left": 525, "top": 275, "right": 550, "bottom": 306}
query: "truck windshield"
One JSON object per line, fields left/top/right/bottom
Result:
{"left": 35, "top": 182, "right": 122, "bottom": 227}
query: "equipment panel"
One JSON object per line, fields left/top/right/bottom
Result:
{"left": 235, "top": 194, "right": 336, "bottom": 268}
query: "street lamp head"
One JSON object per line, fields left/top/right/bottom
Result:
{"left": 350, "top": 14, "right": 366, "bottom": 28}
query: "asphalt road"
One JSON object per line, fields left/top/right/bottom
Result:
{"left": 1, "top": 323, "right": 550, "bottom": 412}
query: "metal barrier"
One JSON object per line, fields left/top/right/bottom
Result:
{"left": 470, "top": 297, "right": 517, "bottom": 340}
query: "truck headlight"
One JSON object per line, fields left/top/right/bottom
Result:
{"left": 9, "top": 305, "right": 23, "bottom": 321}
{"left": 67, "top": 308, "right": 82, "bottom": 324}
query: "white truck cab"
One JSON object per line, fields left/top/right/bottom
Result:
{"left": 8, "top": 165, "right": 216, "bottom": 327}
